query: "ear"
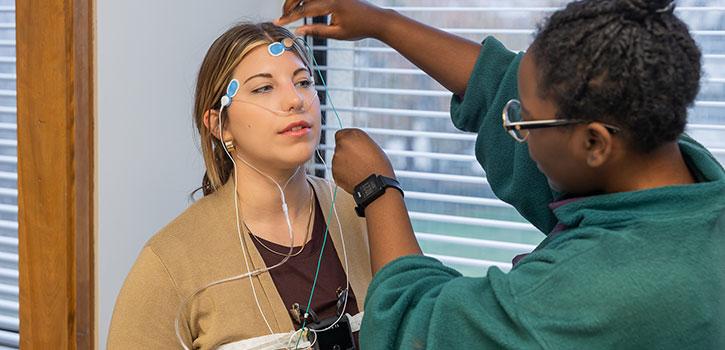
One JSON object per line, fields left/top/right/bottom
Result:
{"left": 583, "top": 123, "right": 614, "bottom": 168}
{"left": 203, "top": 109, "right": 232, "bottom": 141}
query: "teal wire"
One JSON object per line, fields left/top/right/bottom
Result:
{"left": 294, "top": 38, "right": 346, "bottom": 349}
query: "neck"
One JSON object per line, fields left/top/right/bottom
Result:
{"left": 604, "top": 142, "right": 695, "bottom": 193}
{"left": 232, "top": 152, "right": 312, "bottom": 223}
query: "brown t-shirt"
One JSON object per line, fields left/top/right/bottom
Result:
{"left": 250, "top": 192, "right": 360, "bottom": 335}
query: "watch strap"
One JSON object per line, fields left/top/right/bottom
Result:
{"left": 354, "top": 174, "right": 403, "bottom": 217}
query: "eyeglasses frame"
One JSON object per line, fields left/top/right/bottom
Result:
{"left": 501, "top": 99, "right": 621, "bottom": 143}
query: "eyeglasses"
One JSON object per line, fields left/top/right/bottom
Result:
{"left": 502, "top": 99, "right": 621, "bottom": 143}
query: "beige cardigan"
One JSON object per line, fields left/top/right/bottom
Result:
{"left": 107, "top": 176, "right": 372, "bottom": 349}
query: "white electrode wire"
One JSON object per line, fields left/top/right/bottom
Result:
{"left": 174, "top": 267, "right": 262, "bottom": 350}
{"left": 175, "top": 102, "right": 305, "bottom": 349}
{"left": 226, "top": 104, "right": 305, "bottom": 338}
{"left": 287, "top": 327, "right": 318, "bottom": 349}
{"left": 232, "top": 150, "right": 302, "bottom": 338}
{"left": 177, "top": 35, "right": 352, "bottom": 349}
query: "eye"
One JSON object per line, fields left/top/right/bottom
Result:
{"left": 295, "top": 79, "right": 314, "bottom": 88}
{"left": 251, "top": 85, "right": 273, "bottom": 94}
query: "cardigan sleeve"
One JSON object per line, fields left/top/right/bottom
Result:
{"left": 107, "top": 246, "right": 192, "bottom": 349}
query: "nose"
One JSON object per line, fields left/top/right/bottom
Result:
{"left": 282, "top": 82, "right": 305, "bottom": 114}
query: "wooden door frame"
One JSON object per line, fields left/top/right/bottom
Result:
{"left": 16, "top": 0, "right": 95, "bottom": 348}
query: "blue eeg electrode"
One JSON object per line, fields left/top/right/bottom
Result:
{"left": 220, "top": 79, "right": 240, "bottom": 108}
{"left": 268, "top": 41, "right": 286, "bottom": 56}
{"left": 268, "top": 38, "right": 296, "bottom": 57}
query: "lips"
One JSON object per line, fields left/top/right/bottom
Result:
{"left": 279, "top": 120, "right": 312, "bottom": 135}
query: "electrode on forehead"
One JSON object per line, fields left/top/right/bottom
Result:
{"left": 268, "top": 38, "right": 296, "bottom": 57}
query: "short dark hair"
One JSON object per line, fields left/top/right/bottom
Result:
{"left": 530, "top": 0, "right": 702, "bottom": 152}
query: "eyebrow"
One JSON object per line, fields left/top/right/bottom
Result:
{"left": 243, "top": 73, "right": 272, "bottom": 85}
{"left": 242, "top": 68, "right": 311, "bottom": 85}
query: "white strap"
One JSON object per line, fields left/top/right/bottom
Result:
{"left": 347, "top": 312, "right": 364, "bottom": 333}
{"left": 217, "top": 331, "right": 311, "bottom": 350}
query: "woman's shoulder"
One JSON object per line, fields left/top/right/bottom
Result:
{"left": 144, "top": 184, "right": 235, "bottom": 259}
{"left": 133, "top": 183, "right": 242, "bottom": 294}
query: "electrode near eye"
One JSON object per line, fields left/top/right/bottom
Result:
{"left": 220, "top": 78, "right": 240, "bottom": 108}
{"left": 221, "top": 39, "right": 318, "bottom": 116}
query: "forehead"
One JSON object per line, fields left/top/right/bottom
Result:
{"left": 517, "top": 52, "right": 539, "bottom": 100}
{"left": 232, "top": 44, "right": 308, "bottom": 80}
{"left": 517, "top": 51, "right": 561, "bottom": 121}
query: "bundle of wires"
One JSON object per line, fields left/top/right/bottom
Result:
{"left": 174, "top": 28, "right": 351, "bottom": 350}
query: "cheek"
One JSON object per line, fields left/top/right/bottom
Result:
{"left": 527, "top": 135, "right": 573, "bottom": 190}
{"left": 310, "top": 108, "right": 323, "bottom": 139}
{"left": 526, "top": 135, "right": 547, "bottom": 166}
{"left": 226, "top": 113, "right": 266, "bottom": 145}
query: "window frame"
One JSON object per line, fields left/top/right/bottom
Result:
{"left": 17, "top": 0, "right": 95, "bottom": 348}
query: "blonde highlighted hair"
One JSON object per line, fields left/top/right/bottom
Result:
{"left": 193, "top": 22, "right": 312, "bottom": 196}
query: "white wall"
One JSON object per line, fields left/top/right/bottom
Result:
{"left": 96, "top": 1, "right": 282, "bottom": 347}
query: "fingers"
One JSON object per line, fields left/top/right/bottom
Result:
{"left": 276, "top": 0, "right": 335, "bottom": 26}
{"left": 293, "top": 23, "right": 339, "bottom": 38}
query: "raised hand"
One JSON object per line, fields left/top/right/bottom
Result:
{"left": 275, "top": 0, "right": 393, "bottom": 40}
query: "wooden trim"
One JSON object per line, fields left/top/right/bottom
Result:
{"left": 17, "top": 0, "right": 95, "bottom": 348}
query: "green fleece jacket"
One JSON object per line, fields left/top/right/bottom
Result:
{"left": 359, "top": 37, "right": 725, "bottom": 349}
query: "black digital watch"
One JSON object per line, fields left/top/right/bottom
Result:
{"left": 352, "top": 174, "right": 404, "bottom": 217}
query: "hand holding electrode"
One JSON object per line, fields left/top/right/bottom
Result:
{"left": 275, "top": 0, "right": 392, "bottom": 40}
{"left": 332, "top": 129, "right": 395, "bottom": 194}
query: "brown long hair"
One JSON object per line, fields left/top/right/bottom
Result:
{"left": 193, "top": 22, "right": 312, "bottom": 196}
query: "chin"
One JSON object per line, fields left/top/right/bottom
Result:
{"left": 546, "top": 177, "right": 564, "bottom": 193}
{"left": 281, "top": 148, "right": 316, "bottom": 168}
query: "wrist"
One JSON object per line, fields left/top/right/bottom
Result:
{"left": 365, "top": 186, "right": 404, "bottom": 216}
{"left": 372, "top": 8, "right": 401, "bottom": 41}
{"left": 353, "top": 174, "right": 403, "bottom": 217}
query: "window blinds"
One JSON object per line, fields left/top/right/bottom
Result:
{"left": 312, "top": 0, "right": 724, "bottom": 277}
{"left": 0, "top": 2, "right": 18, "bottom": 348}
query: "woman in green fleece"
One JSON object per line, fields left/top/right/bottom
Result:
{"left": 277, "top": 0, "right": 725, "bottom": 348}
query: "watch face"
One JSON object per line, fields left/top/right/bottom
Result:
{"left": 358, "top": 180, "right": 378, "bottom": 198}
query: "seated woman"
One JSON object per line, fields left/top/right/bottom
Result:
{"left": 107, "top": 22, "right": 371, "bottom": 349}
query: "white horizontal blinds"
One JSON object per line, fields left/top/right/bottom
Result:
{"left": 316, "top": 0, "right": 725, "bottom": 277}
{"left": 0, "top": 1, "right": 17, "bottom": 349}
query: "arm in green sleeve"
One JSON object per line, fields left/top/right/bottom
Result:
{"left": 360, "top": 256, "right": 542, "bottom": 349}
{"left": 450, "top": 37, "right": 558, "bottom": 233}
